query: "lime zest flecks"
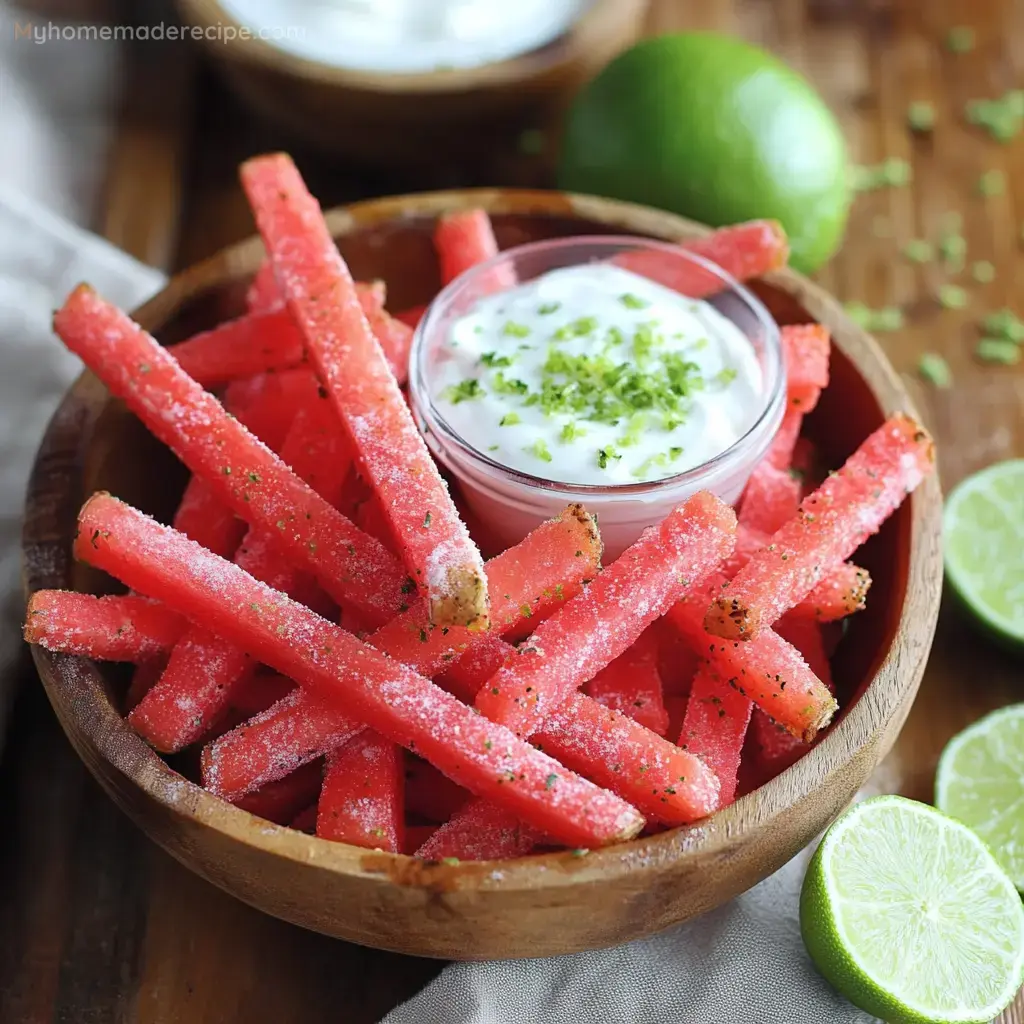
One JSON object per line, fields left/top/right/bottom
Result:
{"left": 560, "top": 421, "right": 585, "bottom": 443}
{"left": 976, "top": 338, "right": 1021, "bottom": 364}
{"left": 525, "top": 438, "right": 553, "bottom": 462}
{"left": 596, "top": 446, "right": 621, "bottom": 469}
{"left": 946, "top": 25, "right": 975, "bottom": 53}
{"left": 553, "top": 316, "right": 599, "bottom": 341}
{"left": 481, "top": 351, "right": 514, "bottom": 368}
{"left": 938, "top": 284, "right": 968, "bottom": 310}
{"left": 966, "top": 90, "right": 1024, "bottom": 142}
{"left": 977, "top": 170, "right": 1005, "bottom": 197}
{"left": 907, "top": 101, "right": 936, "bottom": 133}
{"left": 918, "top": 352, "right": 953, "bottom": 388}
{"left": 903, "top": 239, "right": 934, "bottom": 263}
{"left": 620, "top": 292, "right": 649, "bottom": 310}
{"left": 537, "top": 301, "right": 561, "bottom": 315}
{"left": 849, "top": 158, "right": 912, "bottom": 192}
{"left": 971, "top": 260, "right": 996, "bottom": 283}
{"left": 981, "top": 309, "right": 1024, "bottom": 342}
{"left": 443, "top": 379, "right": 486, "bottom": 403}
{"left": 499, "top": 412, "right": 521, "bottom": 427}
{"left": 845, "top": 302, "right": 905, "bottom": 332}
{"left": 502, "top": 320, "right": 531, "bottom": 338}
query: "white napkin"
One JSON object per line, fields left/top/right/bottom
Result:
{"left": 0, "top": 185, "right": 164, "bottom": 733}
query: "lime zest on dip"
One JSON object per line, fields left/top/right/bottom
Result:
{"left": 432, "top": 264, "right": 764, "bottom": 484}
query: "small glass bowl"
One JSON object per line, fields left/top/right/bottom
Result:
{"left": 408, "top": 235, "right": 785, "bottom": 559}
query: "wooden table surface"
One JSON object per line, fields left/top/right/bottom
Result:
{"left": 2, "top": 0, "right": 1022, "bottom": 1020}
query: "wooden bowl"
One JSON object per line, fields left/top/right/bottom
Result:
{"left": 23, "top": 189, "right": 943, "bottom": 960}
{"left": 173, "top": 0, "right": 647, "bottom": 164}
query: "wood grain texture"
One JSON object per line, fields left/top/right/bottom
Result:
{"left": 2, "top": 0, "right": 1021, "bottom": 1019}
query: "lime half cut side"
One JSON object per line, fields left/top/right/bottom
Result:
{"left": 937, "top": 704, "right": 1024, "bottom": 891}
{"left": 801, "top": 795, "right": 1024, "bottom": 1024}
{"left": 944, "top": 459, "right": 1024, "bottom": 650}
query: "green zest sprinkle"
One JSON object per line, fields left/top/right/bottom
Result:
{"left": 849, "top": 158, "right": 912, "bottom": 192}
{"left": 441, "top": 857, "right": 461, "bottom": 866}
{"left": 620, "top": 292, "right": 649, "bottom": 309}
{"left": 669, "top": 446, "right": 684, "bottom": 460}
{"left": 946, "top": 25, "right": 975, "bottom": 53}
{"left": 502, "top": 321, "right": 531, "bottom": 338}
{"left": 544, "top": 773, "right": 559, "bottom": 790}
{"left": 597, "top": 446, "right": 621, "bottom": 469}
{"left": 903, "top": 239, "right": 934, "bottom": 263}
{"left": 481, "top": 351, "right": 514, "bottom": 368}
{"left": 939, "top": 230, "right": 967, "bottom": 272}
{"left": 443, "top": 379, "right": 485, "bottom": 403}
{"left": 976, "top": 338, "right": 1021, "bottom": 364}
{"left": 972, "top": 260, "right": 995, "bottom": 283}
{"left": 714, "top": 367, "right": 738, "bottom": 387}
{"left": 423, "top": 512, "right": 432, "bottom": 528}
{"left": 560, "top": 420, "right": 585, "bottom": 443}
{"left": 499, "top": 412, "right": 521, "bottom": 427}
{"left": 907, "top": 101, "right": 936, "bottom": 132}
{"left": 554, "top": 316, "right": 598, "bottom": 341}
{"left": 525, "top": 439, "right": 553, "bottom": 462}
{"left": 938, "top": 284, "right": 968, "bottom": 310}
{"left": 487, "top": 444, "right": 499, "bottom": 451}
{"left": 982, "top": 308, "right": 1024, "bottom": 342}
{"left": 978, "top": 169, "right": 1005, "bottom": 196}
{"left": 918, "top": 352, "right": 953, "bottom": 388}
{"left": 632, "top": 453, "right": 669, "bottom": 478}
{"left": 571, "top": 848, "right": 589, "bottom": 857}
{"left": 491, "top": 372, "right": 529, "bottom": 396}
{"left": 845, "top": 302, "right": 905, "bottom": 332}
{"left": 966, "top": 90, "right": 1024, "bottom": 142}
{"left": 537, "top": 301, "right": 561, "bottom": 315}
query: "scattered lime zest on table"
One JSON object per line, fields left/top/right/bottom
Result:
{"left": 971, "top": 259, "right": 995, "bottom": 283}
{"left": 850, "top": 158, "right": 912, "bottom": 192}
{"left": 907, "top": 101, "right": 936, "bottom": 133}
{"left": 917, "top": 353, "right": 952, "bottom": 388}
{"left": 943, "top": 459, "right": 1024, "bottom": 646}
{"left": 801, "top": 795, "right": 1024, "bottom": 1024}
{"left": 843, "top": 302, "right": 904, "bottom": 332}
{"left": 903, "top": 239, "right": 934, "bottom": 263}
{"left": 976, "top": 338, "right": 1022, "bottom": 364}
{"left": 946, "top": 25, "right": 976, "bottom": 53}
{"left": 965, "top": 89, "right": 1024, "bottom": 142}
{"left": 982, "top": 308, "right": 1024, "bottom": 343}
{"left": 937, "top": 283, "right": 968, "bottom": 310}
{"left": 936, "top": 704, "right": 1024, "bottom": 890}
{"left": 977, "top": 169, "right": 1006, "bottom": 197}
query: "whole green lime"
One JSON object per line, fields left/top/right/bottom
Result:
{"left": 558, "top": 33, "right": 851, "bottom": 274}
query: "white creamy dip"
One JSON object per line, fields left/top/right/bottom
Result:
{"left": 431, "top": 264, "right": 764, "bottom": 487}
{"left": 219, "top": 0, "right": 587, "bottom": 74}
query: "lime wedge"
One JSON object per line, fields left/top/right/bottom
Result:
{"left": 944, "top": 460, "right": 1024, "bottom": 649}
{"left": 936, "top": 704, "right": 1024, "bottom": 890}
{"left": 801, "top": 795, "right": 1024, "bottom": 1024}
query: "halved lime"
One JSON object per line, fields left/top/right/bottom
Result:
{"left": 944, "top": 459, "right": 1024, "bottom": 650}
{"left": 936, "top": 704, "right": 1024, "bottom": 890}
{"left": 801, "top": 795, "right": 1024, "bottom": 1024}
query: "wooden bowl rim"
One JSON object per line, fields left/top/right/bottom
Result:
{"left": 174, "top": 0, "right": 646, "bottom": 93}
{"left": 26, "top": 187, "right": 943, "bottom": 895}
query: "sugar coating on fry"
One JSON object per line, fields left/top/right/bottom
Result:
{"left": 475, "top": 492, "right": 737, "bottom": 738}
{"left": 317, "top": 735, "right": 404, "bottom": 852}
{"left": 781, "top": 324, "right": 830, "bottom": 412}
{"left": 202, "top": 508, "right": 601, "bottom": 795}
{"left": 77, "top": 494, "right": 644, "bottom": 848}
{"left": 668, "top": 577, "right": 837, "bottom": 742}
{"left": 739, "top": 461, "right": 801, "bottom": 536}
{"left": 241, "top": 154, "right": 488, "bottom": 629}
{"left": 705, "top": 415, "right": 934, "bottom": 641}
{"left": 24, "top": 592, "right": 185, "bottom": 661}
{"left": 53, "top": 285, "right": 408, "bottom": 626}
{"left": 416, "top": 800, "right": 543, "bottom": 862}
{"left": 678, "top": 663, "right": 753, "bottom": 807}
{"left": 536, "top": 691, "right": 721, "bottom": 825}
{"left": 614, "top": 220, "right": 789, "bottom": 298}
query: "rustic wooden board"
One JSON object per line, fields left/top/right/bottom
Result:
{"left": 2, "top": 0, "right": 1022, "bottom": 1020}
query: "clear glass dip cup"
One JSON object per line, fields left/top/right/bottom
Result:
{"left": 409, "top": 235, "right": 785, "bottom": 560}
